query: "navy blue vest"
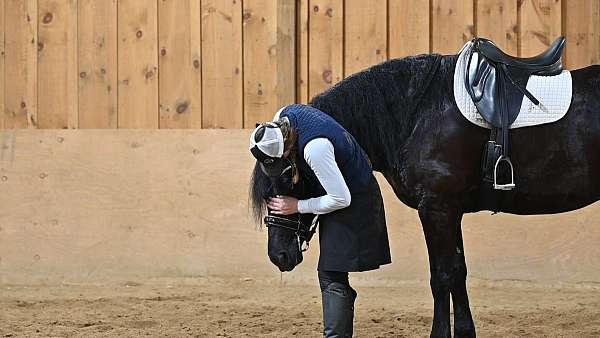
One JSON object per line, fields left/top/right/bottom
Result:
{"left": 280, "top": 104, "right": 372, "bottom": 195}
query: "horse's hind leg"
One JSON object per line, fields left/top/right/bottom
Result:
{"left": 419, "top": 206, "right": 475, "bottom": 338}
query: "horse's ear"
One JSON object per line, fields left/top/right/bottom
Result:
{"left": 255, "top": 123, "right": 261, "bottom": 127}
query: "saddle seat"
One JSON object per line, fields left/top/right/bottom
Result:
{"left": 477, "top": 37, "right": 566, "bottom": 75}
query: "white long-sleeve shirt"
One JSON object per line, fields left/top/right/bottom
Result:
{"left": 272, "top": 111, "right": 351, "bottom": 215}
{"left": 296, "top": 138, "right": 351, "bottom": 215}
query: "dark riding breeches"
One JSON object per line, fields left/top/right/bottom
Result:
{"left": 318, "top": 270, "right": 350, "bottom": 291}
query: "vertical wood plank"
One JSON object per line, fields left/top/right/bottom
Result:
{"left": 477, "top": 0, "right": 518, "bottom": 55}
{"left": 276, "top": 0, "right": 295, "bottom": 112}
{"left": 344, "top": 0, "right": 386, "bottom": 76}
{"left": 3, "top": 0, "right": 37, "bottom": 128}
{"left": 308, "top": 0, "right": 343, "bottom": 99}
{"left": 297, "top": 0, "right": 309, "bottom": 103}
{"left": 431, "top": 0, "right": 474, "bottom": 54}
{"left": 388, "top": 0, "right": 430, "bottom": 58}
{"left": 519, "top": 0, "right": 562, "bottom": 57}
{"left": 243, "top": 0, "right": 295, "bottom": 126}
{"left": 564, "top": 0, "right": 600, "bottom": 69}
{"left": 118, "top": 0, "right": 159, "bottom": 129}
{"left": 159, "top": 0, "right": 202, "bottom": 129}
{"left": 201, "top": 0, "right": 242, "bottom": 129}
{"left": 38, "top": 0, "right": 78, "bottom": 129}
{"left": 0, "top": 0, "right": 5, "bottom": 124}
{"left": 78, "top": 0, "right": 118, "bottom": 129}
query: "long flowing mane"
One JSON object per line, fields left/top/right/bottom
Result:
{"left": 309, "top": 54, "right": 446, "bottom": 171}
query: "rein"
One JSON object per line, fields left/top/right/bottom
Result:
{"left": 264, "top": 214, "right": 318, "bottom": 252}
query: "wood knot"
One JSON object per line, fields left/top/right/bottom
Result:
{"left": 325, "top": 8, "right": 333, "bottom": 17}
{"left": 160, "top": 48, "right": 167, "bottom": 56}
{"left": 42, "top": 12, "right": 53, "bottom": 24}
{"left": 37, "top": 42, "right": 44, "bottom": 52}
{"left": 136, "top": 30, "right": 143, "bottom": 38}
{"left": 79, "top": 72, "right": 87, "bottom": 79}
{"left": 20, "top": 101, "right": 26, "bottom": 109}
{"left": 322, "top": 69, "right": 332, "bottom": 84}
{"left": 176, "top": 102, "right": 189, "bottom": 114}
{"left": 242, "top": 12, "right": 251, "bottom": 21}
{"left": 193, "top": 59, "right": 200, "bottom": 69}
{"left": 313, "top": 5, "right": 319, "bottom": 12}
{"left": 145, "top": 70, "right": 154, "bottom": 79}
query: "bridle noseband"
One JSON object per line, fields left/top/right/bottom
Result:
{"left": 264, "top": 214, "right": 318, "bottom": 252}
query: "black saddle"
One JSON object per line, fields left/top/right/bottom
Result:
{"left": 464, "top": 37, "right": 566, "bottom": 190}
{"left": 476, "top": 37, "right": 565, "bottom": 74}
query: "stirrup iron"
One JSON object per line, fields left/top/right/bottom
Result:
{"left": 494, "top": 155, "right": 515, "bottom": 190}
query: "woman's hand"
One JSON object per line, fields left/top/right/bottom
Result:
{"left": 268, "top": 195, "right": 299, "bottom": 215}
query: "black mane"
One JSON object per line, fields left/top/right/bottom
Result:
{"left": 309, "top": 53, "right": 445, "bottom": 171}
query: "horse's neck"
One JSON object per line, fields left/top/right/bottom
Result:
{"left": 324, "top": 54, "right": 457, "bottom": 171}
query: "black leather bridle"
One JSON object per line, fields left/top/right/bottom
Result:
{"left": 264, "top": 214, "right": 318, "bottom": 252}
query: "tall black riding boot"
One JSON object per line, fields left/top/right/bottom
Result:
{"left": 322, "top": 282, "right": 357, "bottom": 338}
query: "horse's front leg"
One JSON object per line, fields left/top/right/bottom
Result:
{"left": 450, "top": 220, "right": 475, "bottom": 338}
{"left": 419, "top": 206, "right": 474, "bottom": 338}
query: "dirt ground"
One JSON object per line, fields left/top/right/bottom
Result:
{"left": 2, "top": 278, "right": 600, "bottom": 338}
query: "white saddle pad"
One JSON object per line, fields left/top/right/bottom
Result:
{"left": 453, "top": 41, "right": 572, "bottom": 129}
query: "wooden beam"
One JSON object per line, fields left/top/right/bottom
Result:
{"left": 297, "top": 0, "right": 309, "bottom": 104}
{"left": 243, "top": 0, "right": 295, "bottom": 127}
{"left": 563, "top": 0, "right": 600, "bottom": 69}
{"left": 3, "top": 0, "right": 37, "bottom": 128}
{"left": 389, "top": 0, "right": 430, "bottom": 58}
{"left": 78, "top": 0, "right": 118, "bottom": 129}
{"left": 117, "top": 0, "right": 159, "bottom": 128}
{"left": 344, "top": 0, "right": 387, "bottom": 76}
{"left": 38, "top": 0, "right": 78, "bottom": 129}
{"left": 477, "top": 0, "right": 518, "bottom": 55}
{"left": 201, "top": 0, "right": 243, "bottom": 129}
{"left": 308, "top": 0, "right": 343, "bottom": 99}
{"left": 431, "top": 0, "right": 474, "bottom": 54}
{"left": 158, "top": 0, "right": 202, "bottom": 129}
{"left": 519, "top": 0, "right": 562, "bottom": 57}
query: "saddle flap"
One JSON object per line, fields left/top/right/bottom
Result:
{"left": 465, "top": 49, "right": 530, "bottom": 128}
{"left": 466, "top": 52, "right": 497, "bottom": 125}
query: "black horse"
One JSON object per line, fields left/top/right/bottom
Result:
{"left": 250, "top": 48, "right": 600, "bottom": 337}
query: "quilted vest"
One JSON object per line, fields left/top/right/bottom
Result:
{"left": 280, "top": 104, "right": 372, "bottom": 195}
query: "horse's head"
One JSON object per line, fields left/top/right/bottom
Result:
{"left": 249, "top": 158, "right": 316, "bottom": 272}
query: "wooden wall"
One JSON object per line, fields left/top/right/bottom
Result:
{"left": 3, "top": 129, "right": 600, "bottom": 285}
{"left": 0, "top": 0, "right": 598, "bottom": 129}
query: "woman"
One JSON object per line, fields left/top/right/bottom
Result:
{"left": 249, "top": 103, "right": 391, "bottom": 337}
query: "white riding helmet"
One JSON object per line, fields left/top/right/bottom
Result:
{"left": 249, "top": 121, "right": 286, "bottom": 176}
{"left": 249, "top": 121, "right": 284, "bottom": 158}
